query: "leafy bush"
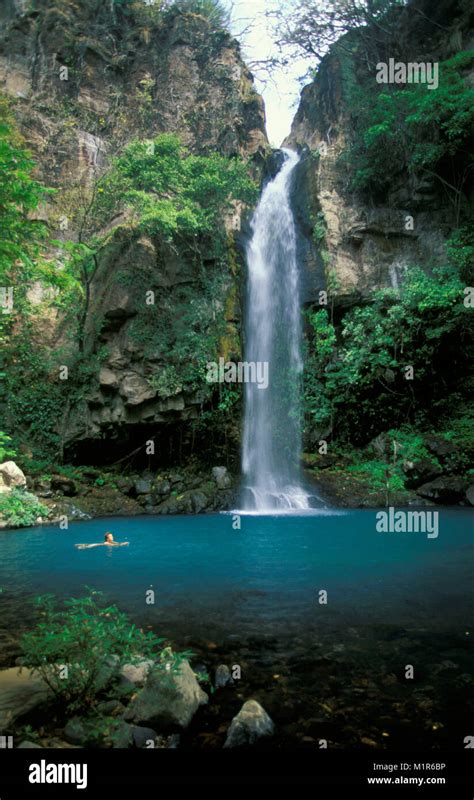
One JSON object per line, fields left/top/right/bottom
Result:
{"left": 446, "top": 226, "right": 474, "bottom": 284}
{"left": 347, "top": 52, "right": 474, "bottom": 199}
{"left": 346, "top": 459, "right": 405, "bottom": 496}
{"left": 303, "top": 263, "right": 470, "bottom": 444}
{"left": 165, "top": 0, "right": 230, "bottom": 30}
{"left": 2, "top": 340, "right": 65, "bottom": 459}
{"left": 149, "top": 365, "right": 182, "bottom": 397}
{"left": 20, "top": 590, "right": 193, "bottom": 713}
{"left": 0, "top": 488, "right": 49, "bottom": 528}
{"left": 0, "top": 431, "right": 16, "bottom": 462}
{"left": 0, "top": 96, "right": 50, "bottom": 284}
{"left": 93, "top": 133, "right": 257, "bottom": 242}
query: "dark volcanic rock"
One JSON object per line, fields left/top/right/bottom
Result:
{"left": 417, "top": 477, "right": 469, "bottom": 504}
{"left": 402, "top": 458, "right": 442, "bottom": 489}
{"left": 50, "top": 476, "right": 77, "bottom": 496}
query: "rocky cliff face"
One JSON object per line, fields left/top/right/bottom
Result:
{"left": 285, "top": 0, "right": 473, "bottom": 307}
{"left": 0, "top": 0, "right": 267, "bottom": 465}
{"left": 0, "top": 0, "right": 267, "bottom": 174}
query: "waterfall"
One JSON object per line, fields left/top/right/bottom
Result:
{"left": 241, "top": 149, "right": 311, "bottom": 511}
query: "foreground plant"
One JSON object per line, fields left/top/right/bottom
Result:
{"left": 0, "top": 488, "right": 49, "bottom": 528}
{"left": 20, "top": 590, "right": 192, "bottom": 713}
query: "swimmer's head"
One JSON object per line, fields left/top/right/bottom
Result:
{"left": 104, "top": 532, "right": 114, "bottom": 543}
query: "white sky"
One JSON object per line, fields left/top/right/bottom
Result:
{"left": 222, "top": 0, "right": 311, "bottom": 146}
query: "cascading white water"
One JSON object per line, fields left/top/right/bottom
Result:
{"left": 241, "top": 149, "right": 311, "bottom": 511}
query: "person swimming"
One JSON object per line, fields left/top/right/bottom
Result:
{"left": 75, "top": 531, "right": 129, "bottom": 549}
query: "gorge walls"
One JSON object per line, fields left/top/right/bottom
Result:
{"left": 0, "top": 0, "right": 268, "bottom": 466}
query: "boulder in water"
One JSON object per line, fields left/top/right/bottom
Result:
{"left": 215, "top": 665, "right": 233, "bottom": 689}
{"left": 223, "top": 700, "right": 275, "bottom": 748}
{"left": 0, "top": 668, "right": 51, "bottom": 732}
{"left": 17, "top": 740, "right": 43, "bottom": 748}
{"left": 124, "top": 660, "right": 208, "bottom": 730}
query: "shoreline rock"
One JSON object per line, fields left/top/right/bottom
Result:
{"left": 224, "top": 700, "right": 275, "bottom": 748}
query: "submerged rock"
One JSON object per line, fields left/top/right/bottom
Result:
{"left": 0, "top": 667, "right": 51, "bottom": 732}
{"left": 17, "top": 740, "right": 43, "bottom": 748}
{"left": 124, "top": 660, "right": 208, "bottom": 730}
{"left": 223, "top": 700, "right": 275, "bottom": 748}
{"left": 215, "top": 664, "right": 233, "bottom": 689}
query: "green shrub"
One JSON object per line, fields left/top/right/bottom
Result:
{"left": 94, "top": 133, "right": 257, "bottom": 241}
{"left": 0, "top": 431, "right": 16, "bottom": 462}
{"left": 0, "top": 488, "right": 49, "bottom": 528}
{"left": 165, "top": 0, "right": 230, "bottom": 30}
{"left": 303, "top": 264, "right": 470, "bottom": 444}
{"left": 20, "top": 590, "right": 193, "bottom": 714}
{"left": 346, "top": 52, "right": 474, "bottom": 198}
{"left": 346, "top": 459, "right": 405, "bottom": 496}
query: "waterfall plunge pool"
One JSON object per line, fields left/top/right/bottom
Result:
{"left": 1, "top": 509, "right": 471, "bottom": 636}
{"left": 0, "top": 509, "right": 472, "bottom": 749}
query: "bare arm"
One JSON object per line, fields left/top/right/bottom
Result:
{"left": 75, "top": 543, "right": 106, "bottom": 549}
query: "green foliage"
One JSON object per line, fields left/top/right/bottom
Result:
{"left": 346, "top": 459, "right": 405, "bottom": 496}
{"left": 441, "top": 409, "right": 474, "bottom": 470}
{"left": 94, "top": 134, "right": 257, "bottom": 242}
{"left": 20, "top": 590, "right": 192, "bottom": 713}
{"left": 303, "top": 263, "right": 470, "bottom": 443}
{"left": 348, "top": 53, "right": 474, "bottom": 198}
{"left": 2, "top": 336, "right": 65, "bottom": 458}
{"left": 164, "top": 0, "right": 230, "bottom": 30}
{"left": 16, "top": 724, "right": 42, "bottom": 744}
{"left": 446, "top": 226, "right": 474, "bottom": 283}
{"left": 384, "top": 428, "right": 437, "bottom": 467}
{"left": 0, "top": 95, "right": 54, "bottom": 388}
{"left": 149, "top": 365, "right": 182, "bottom": 397}
{"left": 126, "top": 256, "right": 237, "bottom": 398}
{"left": 1, "top": 125, "right": 255, "bottom": 461}
{"left": 312, "top": 211, "right": 326, "bottom": 245}
{"left": 0, "top": 431, "right": 16, "bottom": 462}
{"left": 0, "top": 97, "right": 50, "bottom": 285}
{"left": 0, "top": 488, "right": 49, "bottom": 528}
